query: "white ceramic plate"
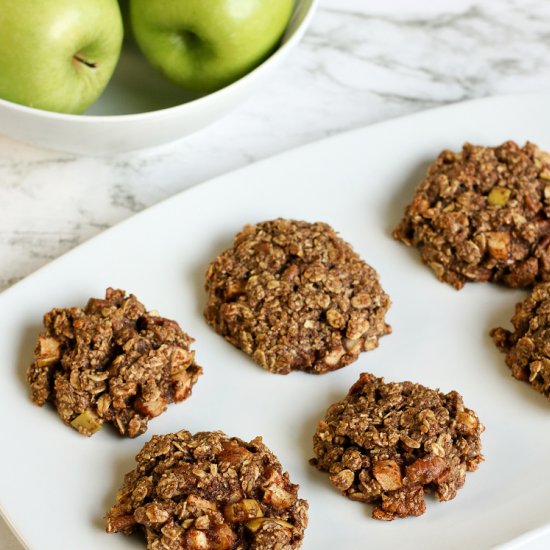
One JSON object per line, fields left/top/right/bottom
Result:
{"left": 2, "top": 93, "right": 550, "bottom": 550}
{"left": 0, "top": 0, "right": 317, "bottom": 155}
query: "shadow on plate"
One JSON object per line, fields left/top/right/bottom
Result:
{"left": 383, "top": 157, "right": 432, "bottom": 236}
{"left": 188, "top": 233, "right": 234, "bottom": 320}
{"left": 380, "top": 158, "right": 434, "bottom": 278}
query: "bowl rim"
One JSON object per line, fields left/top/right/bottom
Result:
{"left": 0, "top": 0, "right": 318, "bottom": 124}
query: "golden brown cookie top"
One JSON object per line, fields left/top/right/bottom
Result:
{"left": 311, "top": 373, "right": 484, "bottom": 520}
{"left": 491, "top": 281, "right": 550, "bottom": 399}
{"left": 105, "top": 430, "right": 308, "bottom": 549}
{"left": 204, "top": 219, "right": 391, "bottom": 374}
{"left": 26, "top": 287, "right": 202, "bottom": 437}
{"left": 393, "top": 141, "right": 550, "bottom": 289}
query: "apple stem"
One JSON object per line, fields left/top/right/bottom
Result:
{"left": 73, "top": 55, "right": 97, "bottom": 69}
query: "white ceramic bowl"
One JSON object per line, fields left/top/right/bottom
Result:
{"left": 0, "top": 0, "right": 317, "bottom": 155}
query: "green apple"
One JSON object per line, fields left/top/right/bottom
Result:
{"left": 118, "top": 0, "right": 132, "bottom": 40}
{"left": 0, "top": 0, "right": 123, "bottom": 114}
{"left": 130, "top": 0, "right": 295, "bottom": 93}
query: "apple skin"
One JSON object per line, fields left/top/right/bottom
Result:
{"left": 0, "top": 0, "right": 123, "bottom": 114}
{"left": 130, "top": 0, "right": 295, "bottom": 93}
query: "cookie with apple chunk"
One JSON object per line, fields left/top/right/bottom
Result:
{"left": 105, "top": 430, "right": 308, "bottom": 549}
{"left": 204, "top": 218, "right": 391, "bottom": 374}
{"left": 26, "top": 287, "right": 202, "bottom": 437}
{"left": 490, "top": 281, "right": 550, "bottom": 401}
{"left": 310, "top": 373, "right": 484, "bottom": 520}
{"left": 393, "top": 141, "right": 550, "bottom": 289}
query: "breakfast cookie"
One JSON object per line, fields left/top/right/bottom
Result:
{"left": 310, "top": 373, "right": 484, "bottom": 520}
{"left": 393, "top": 141, "right": 550, "bottom": 289}
{"left": 105, "top": 430, "right": 308, "bottom": 549}
{"left": 204, "top": 219, "right": 391, "bottom": 374}
{"left": 26, "top": 288, "right": 202, "bottom": 437}
{"left": 490, "top": 282, "right": 550, "bottom": 400}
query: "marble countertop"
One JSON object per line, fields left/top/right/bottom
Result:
{"left": 2, "top": 0, "right": 550, "bottom": 548}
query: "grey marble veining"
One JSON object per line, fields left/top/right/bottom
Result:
{"left": 3, "top": 0, "right": 550, "bottom": 295}
{"left": 3, "top": 1, "right": 550, "bottom": 547}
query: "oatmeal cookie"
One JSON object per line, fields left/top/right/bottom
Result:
{"left": 310, "top": 373, "right": 484, "bottom": 520}
{"left": 26, "top": 288, "right": 202, "bottom": 437}
{"left": 491, "top": 282, "right": 550, "bottom": 400}
{"left": 105, "top": 430, "right": 308, "bottom": 549}
{"left": 204, "top": 219, "right": 391, "bottom": 374}
{"left": 393, "top": 141, "right": 550, "bottom": 289}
